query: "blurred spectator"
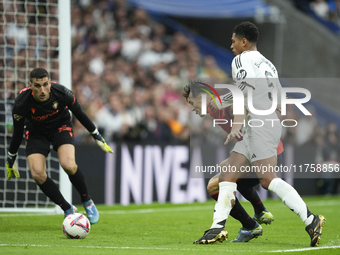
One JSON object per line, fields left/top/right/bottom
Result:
{"left": 310, "top": 0, "right": 330, "bottom": 19}
{"left": 137, "top": 38, "right": 175, "bottom": 69}
{"left": 295, "top": 0, "right": 340, "bottom": 27}
{"left": 324, "top": 122, "right": 340, "bottom": 161}
{"left": 163, "top": 63, "right": 182, "bottom": 91}
{"left": 314, "top": 122, "right": 340, "bottom": 195}
{"left": 153, "top": 107, "right": 175, "bottom": 142}
{"left": 0, "top": 78, "right": 15, "bottom": 134}
{"left": 121, "top": 26, "right": 143, "bottom": 61}
{"left": 140, "top": 105, "right": 157, "bottom": 139}
{"left": 295, "top": 106, "right": 318, "bottom": 146}
{"left": 95, "top": 92, "right": 124, "bottom": 141}
{"left": 89, "top": 52, "right": 105, "bottom": 75}
{"left": 279, "top": 104, "right": 298, "bottom": 145}
{"left": 92, "top": 0, "right": 115, "bottom": 40}
{"left": 314, "top": 133, "right": 326, "bottom": 164}
{"left": 5, "top": 12, "right": 29, "bottom": 52}
{"left": 198, "top": 55, "right": 228, "bottom": 80}
{"left": 336, "top": 0, "right": 340, "bottom": 25}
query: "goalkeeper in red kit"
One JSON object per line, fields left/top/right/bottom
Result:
{"left": 6, "top": 68, "right": 113, "bottom": 224}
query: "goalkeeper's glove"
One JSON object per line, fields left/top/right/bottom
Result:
{"left": 91, "top": 129, "right": 114, "bottom": 153}
{"left": 6, "top": 152, "right": 20, "bottom": 180}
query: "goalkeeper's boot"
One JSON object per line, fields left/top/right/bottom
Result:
{"left": 64, "top": 205, "right": 78, "bottom": 218}
{"left": 193, "top": 228, "right": 228, "bottom": 244}
{"left": 232, "top": 222, "right": 263, "bottom": 242}
{"left": 83, "top": 199, "right": 99, "bottom": 224}
{"left": 305, "top": 214, "right": 326, "bottom": 247}
{"left": 253, "top": 209, "right": 274, "bottom": 225}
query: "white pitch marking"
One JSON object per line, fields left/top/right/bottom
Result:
{"left": 268, "top": 245, "right": 340, "bottom": 252}
{"left": 103, "top": 205, "right": 213, "bottom": 215}
{"left": 0, "top": 244, "right": 249, "bottom": 252}
{"left": 1, "top": 243, "right": 340, "bottom": 253}
{"left": 305, "top": 200, "right": 340, "bottom": 207}
{"left": 0, "top": 205, "right": 213, "bottom": 217}
{"left": 1, "top": 199, "right": 339, "bottom": 217}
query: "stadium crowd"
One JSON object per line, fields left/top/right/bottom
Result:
{"left": 294, "top": 0, "right": 340, "bottom": 27}
{"left": 0, "top": 0, "right": 229, "bottom": 144}
{"left": 1, "top": 0, "right": 339, "bottom": 194}
{"left": 65, "top": 0, "right": 229, "bottom": 144}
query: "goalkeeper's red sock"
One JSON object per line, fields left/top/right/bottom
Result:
{"left": 38, "top": 177, "right": 71, "bottom": 211}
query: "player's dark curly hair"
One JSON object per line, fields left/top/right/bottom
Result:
{"left": 233, "top": 21, "right": 259, "bottom": 44}
{"left": 30, "top": 68, "right": 49, "bottom": 82}
{"left": 182, "top": 80, "right": 213, "bottom": 102}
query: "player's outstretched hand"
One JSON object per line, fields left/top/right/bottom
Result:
{"left": 224, "top": 130, "right": 243, "bottom": 145}
{"left": 91, "top": 129, "right": 114, "bottom": 153}
{"left": 6, "top": 152, "right": 20, "bottom": 180}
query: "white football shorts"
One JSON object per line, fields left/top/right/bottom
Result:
{"left": 231, "top": 120, "right": 281, "bottom": 163}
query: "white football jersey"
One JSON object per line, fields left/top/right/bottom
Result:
{"left": 215, "top": 51, "right": 282, "bottom": 160}
{"left": 231, "top": 51, "right": 282, "bottom": 119}
{"left": 231, "top": 51, "right": 282, "bottom": 160}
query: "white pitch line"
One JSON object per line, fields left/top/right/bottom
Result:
{"left": 0, "top": 212, "right": 58, "bottom": 217}
{"left": 0, "top": 205, "right": 214, "bottom": 217}
{"left": 1, "top": 243, "right": 340, "bottom": 253}
{"left": 1, "top": 199, "right": 339, "bottom": 217}
{"left": 268, "top": 245, "right": 340, "bottom": 252}
{"left": 306, "top": 200, "right": 340, "bottom": 207}
{"left": 101, "top": 199, "right": 340, "bottom": 215}
{"left": 0, "top": 244, "right": 250, "bottom": 252}
{"left": 102, "top": 205, "right": 213, "bottom": 215}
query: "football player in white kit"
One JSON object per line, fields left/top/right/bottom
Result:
{"left": 194, "top": 21, "right": 325, "bottom": 247}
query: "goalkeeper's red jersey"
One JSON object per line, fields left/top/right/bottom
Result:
{"left": 207, "top": 107, "right": 284, "bottom": 156}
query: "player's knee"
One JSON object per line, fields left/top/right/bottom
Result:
{"left": 207, "top": 179, "right": 219, "bottom": 195}
{"left": 30, "top": 167, "right": 47, "bottom": 185}
{"left": 260, "top": 179, "right": 271, "bottom": 190}
{"left": 60, "top": 158, "right": 77, "bottom": 174}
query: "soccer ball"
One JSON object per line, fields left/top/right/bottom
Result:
{"left": 62, "top": 213, "right": 91, "bottom": 239}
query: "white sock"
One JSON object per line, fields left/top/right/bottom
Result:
{"left": 268, "top": 178, "right": 314, "bottom": 226}
{"left": 210, "top": 181, "right": 237, "bottom": 229}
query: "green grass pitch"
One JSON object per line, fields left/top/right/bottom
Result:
{"left": 0, "top": 196, "right": 339, "bottom": 255}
